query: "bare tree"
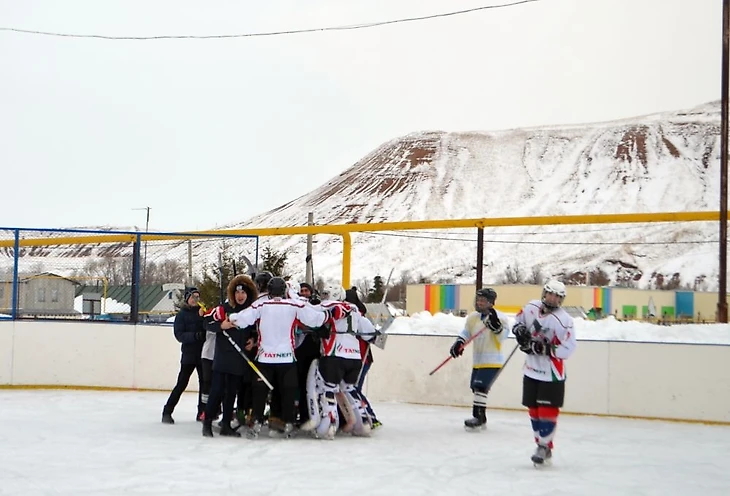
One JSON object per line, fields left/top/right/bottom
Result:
{"left": 526, "top": 265, "right": 544, "bottom": 285}
{"left": 502, "top": 263, "right": 524, "bottom": 284}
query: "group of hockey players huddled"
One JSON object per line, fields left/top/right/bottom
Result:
{"left": 163, "top": 271, "right": 577, "bottom": 466}
{"left": 162, "top": 272, "right": 382, "bottom": 440}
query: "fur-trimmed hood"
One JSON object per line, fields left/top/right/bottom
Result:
{"left": 227, "top": 275, "right": 258, "bottom": 311}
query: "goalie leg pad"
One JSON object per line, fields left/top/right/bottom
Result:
{"left": 342, "top": 383, "right": 371, "bottom": 436}
{"left": 315, "top": 389, "right": 338, "bottom": 440}
{"left": 300, "top": 359, "right": 323, "bottom": 432}
{"left": 336, "top": 389, "right": 357, "bottom": 434}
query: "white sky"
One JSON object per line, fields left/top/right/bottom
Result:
{"left": 0, "top": 0, "right": 721, "bottom": 232}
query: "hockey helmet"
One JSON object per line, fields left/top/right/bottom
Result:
{"left": 541, "top": 279, "right": 566, "bottom": 310}
{"left": 254, "top": 271, "right": 274, "bottom": 292}
{"left": 267, "top": 277, "right": 287, "bottom": 298}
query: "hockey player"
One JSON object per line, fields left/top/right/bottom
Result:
{"left": 201, "top": 275, "right": 258, "bottom": 438}
{"left": 512, "top": 279, "right": 577, "bottom": 466}
{"left": 448, "top": 288, "right": 510, "bottom": 431}
{"left": 301, "top": 285, "right": 377, "bottom": 439}
{"left": 228, "top": 277, "right": 343, "bottom": 439}
{"left": 346, "top": 287, "right": 381, "bottom": 428}
{"left": 294, "top": 282, "right": 321, "bottom": 426}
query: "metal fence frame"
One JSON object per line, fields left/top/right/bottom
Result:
{"left": 0, "top": 227, "right": 259, "bottom": 323}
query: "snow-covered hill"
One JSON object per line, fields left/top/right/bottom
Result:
{"left": 2, "top": 101, "right": 723, "bottom": 290}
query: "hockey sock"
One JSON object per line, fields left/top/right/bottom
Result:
{"left": 473, "top": 391, "right": 488, "bottom": 409}
{"left": 528, "top": 407, "right": 540, "bottom": 443}
{"left": 536, "top": 406, "right": 559, "bottom": 447}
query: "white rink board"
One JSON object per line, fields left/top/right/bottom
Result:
{"left": 0, "top": 321, "right": 729, "bottom": 422}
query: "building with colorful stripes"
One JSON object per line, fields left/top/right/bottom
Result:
{"left": 406, "top": 284, "right": 728, "bottom": 322}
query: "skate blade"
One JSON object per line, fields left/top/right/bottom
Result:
{"left": 532, "top": 458, "right": 552, "bottom": 468}
{"left": 464, "top": 425, "right": 487, "bottom": 432}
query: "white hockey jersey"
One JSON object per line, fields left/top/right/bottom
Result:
{"left": 513, "top": 299, "right": 577, "bottom": 382}
{"left": 319, "top": 300, "right": 375, "bottom": 360}
{"left": 458, "top": 310, "right": 510, "bottom": 369}
{"left": 228, "top": 297, "right": 327, "bottom": 364}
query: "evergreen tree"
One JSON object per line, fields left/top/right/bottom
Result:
{"left": 196, "top": 243, "right": 251, "bottom": 309}
{"left": 260, "top": 245, "right": 289, "bottom": 277}
{"left": 366, "top": 275, "right": 385, "bottom": 303}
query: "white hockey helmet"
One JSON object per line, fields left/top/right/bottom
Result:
{"left": 541, "top": 279, "right": 566, "bottom": 310}
{"left": 321, "top": 285, "right": 345, "bottom": 301}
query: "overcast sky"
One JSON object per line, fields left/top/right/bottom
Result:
{"left": 0, "top": 0, "right": 721, "bottom": 232}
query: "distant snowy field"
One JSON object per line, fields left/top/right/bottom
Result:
{"left": 388, "top": 311, "right": 730, "bottom": 345}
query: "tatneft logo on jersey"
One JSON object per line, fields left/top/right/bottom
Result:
{"left": 261, "top": 351, "right": 294, "bottom": 359}
{"left": 526, "top": 365, "right": 548, "bottom": 376}
{"left": 336, "top": 344, "right": 359, "bottom": 355}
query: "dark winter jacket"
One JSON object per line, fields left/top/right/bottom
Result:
{"left": 173, "top": 305, "right": 205, "bottom": 365}
{"left": 205, "top": 275, "right": 258, "bottom": 376}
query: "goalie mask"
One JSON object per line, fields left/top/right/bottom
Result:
{"left": 541, "top": 279, "right": 566, "bottom": 310}
{"left": 321, "top": 285, "right": 345, "bottom": 301}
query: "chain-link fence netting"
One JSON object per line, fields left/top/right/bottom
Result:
{"left": 0, "top": 228, "right": 258, "bottom": 323}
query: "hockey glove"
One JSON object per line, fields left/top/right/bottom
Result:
{"left": 313, "top": 323, "right": 331, "bottom": 340}
{"left": 205, "top": 305, "right": 226, "bottom": 323}
{"left": 308, "top": 293, "right": 321, "bottom": 306}
{"left": 530, "top": 337, "right": 551, "bottom": 356}
{"left": 449, "top": 338, "right": 465, "bottom": 358}
{"left": 485, "top": 308, "right": 502, "bottom": 333}
{"left": 328, "top": 304, "right": 351, "bottom": 321}
{"left": 512, "top": 323, "right": 531, "bottom": 346}
{"left": 194, "top": 331, "right": 206, "bottom": 342}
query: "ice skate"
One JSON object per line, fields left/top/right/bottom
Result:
{"left": 283, "top": 423, "right": 296, "bottom": 439}
{"left": 161, "top": 412, "right": 174, "bottom": 425}
{"left": 464, "top": 406, "right": 487, "bottom": 432}
{"left": 315, "top": 423, "right": 336, "bottom": 440}
{"left": 246, "top": 421, "right": 262, "bottom": 439}
{"left": 531, "top": 444, "right": 552, "bottom": 467}
{"left": 202, "top": 421, "right": 213, "bottom": 438}
{"left": 219, "top": 423, "right": 241, "bottom": 438}
{"left": 464, "top": 416, "right": 487, "bottom": 432}
{"left": 324, "top": 424, "right": 336, "bottom": 440}
{"left": 299, "top": 417, "right": 319, "bottom": 432}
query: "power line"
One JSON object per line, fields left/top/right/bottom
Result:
{"left": 0, "top": 0, "right": 540, "bottom": 41}
{"left": 360, "top": 230, "right": 718, "bottom": 245}
{"left": 402, "top": 223, "right": 695, "bottom": 237}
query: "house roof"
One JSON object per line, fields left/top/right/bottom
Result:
{"left": 75, "top": 284, "right": 177, "bottom": 313}
{"left": 21, "top": 272, "right": 80, "bottom": 284}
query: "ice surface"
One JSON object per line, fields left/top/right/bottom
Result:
{"left": 0, "top": 390, "right": 728, "bottom": 495}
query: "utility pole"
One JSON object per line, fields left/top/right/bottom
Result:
{"left": 306, "top": 212, "right": 314, "bottom": 285}
{"left": 719, "top": 0, "right": 729, "bottom": 323}
{"left": 187, "top": 239, "right": 193, "bottom": 287}
{"left": 133, "top": 207, "right": 151, "bottom": 284}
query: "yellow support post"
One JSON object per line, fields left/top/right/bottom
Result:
{"left": 341, "top": 232, "right": 351, "bottom": 288}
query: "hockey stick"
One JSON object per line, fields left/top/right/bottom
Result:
{"left": 199, "top": 300, "right": 274, "bottom": 391}
{"left": 480, "top": 320, "right": 542, "bottom": 391}
{"left": 428, "top": 325, "right": 490, "bottom": 376}
{"left": 221, "top": 329, "right": 274, "bottom": 391}
{"left": 483, "top": 342, "right": 520, "bottom": 393}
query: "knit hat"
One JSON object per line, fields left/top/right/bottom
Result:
{"left": 183, "top": 287, "right": 200, "bottom": 303}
